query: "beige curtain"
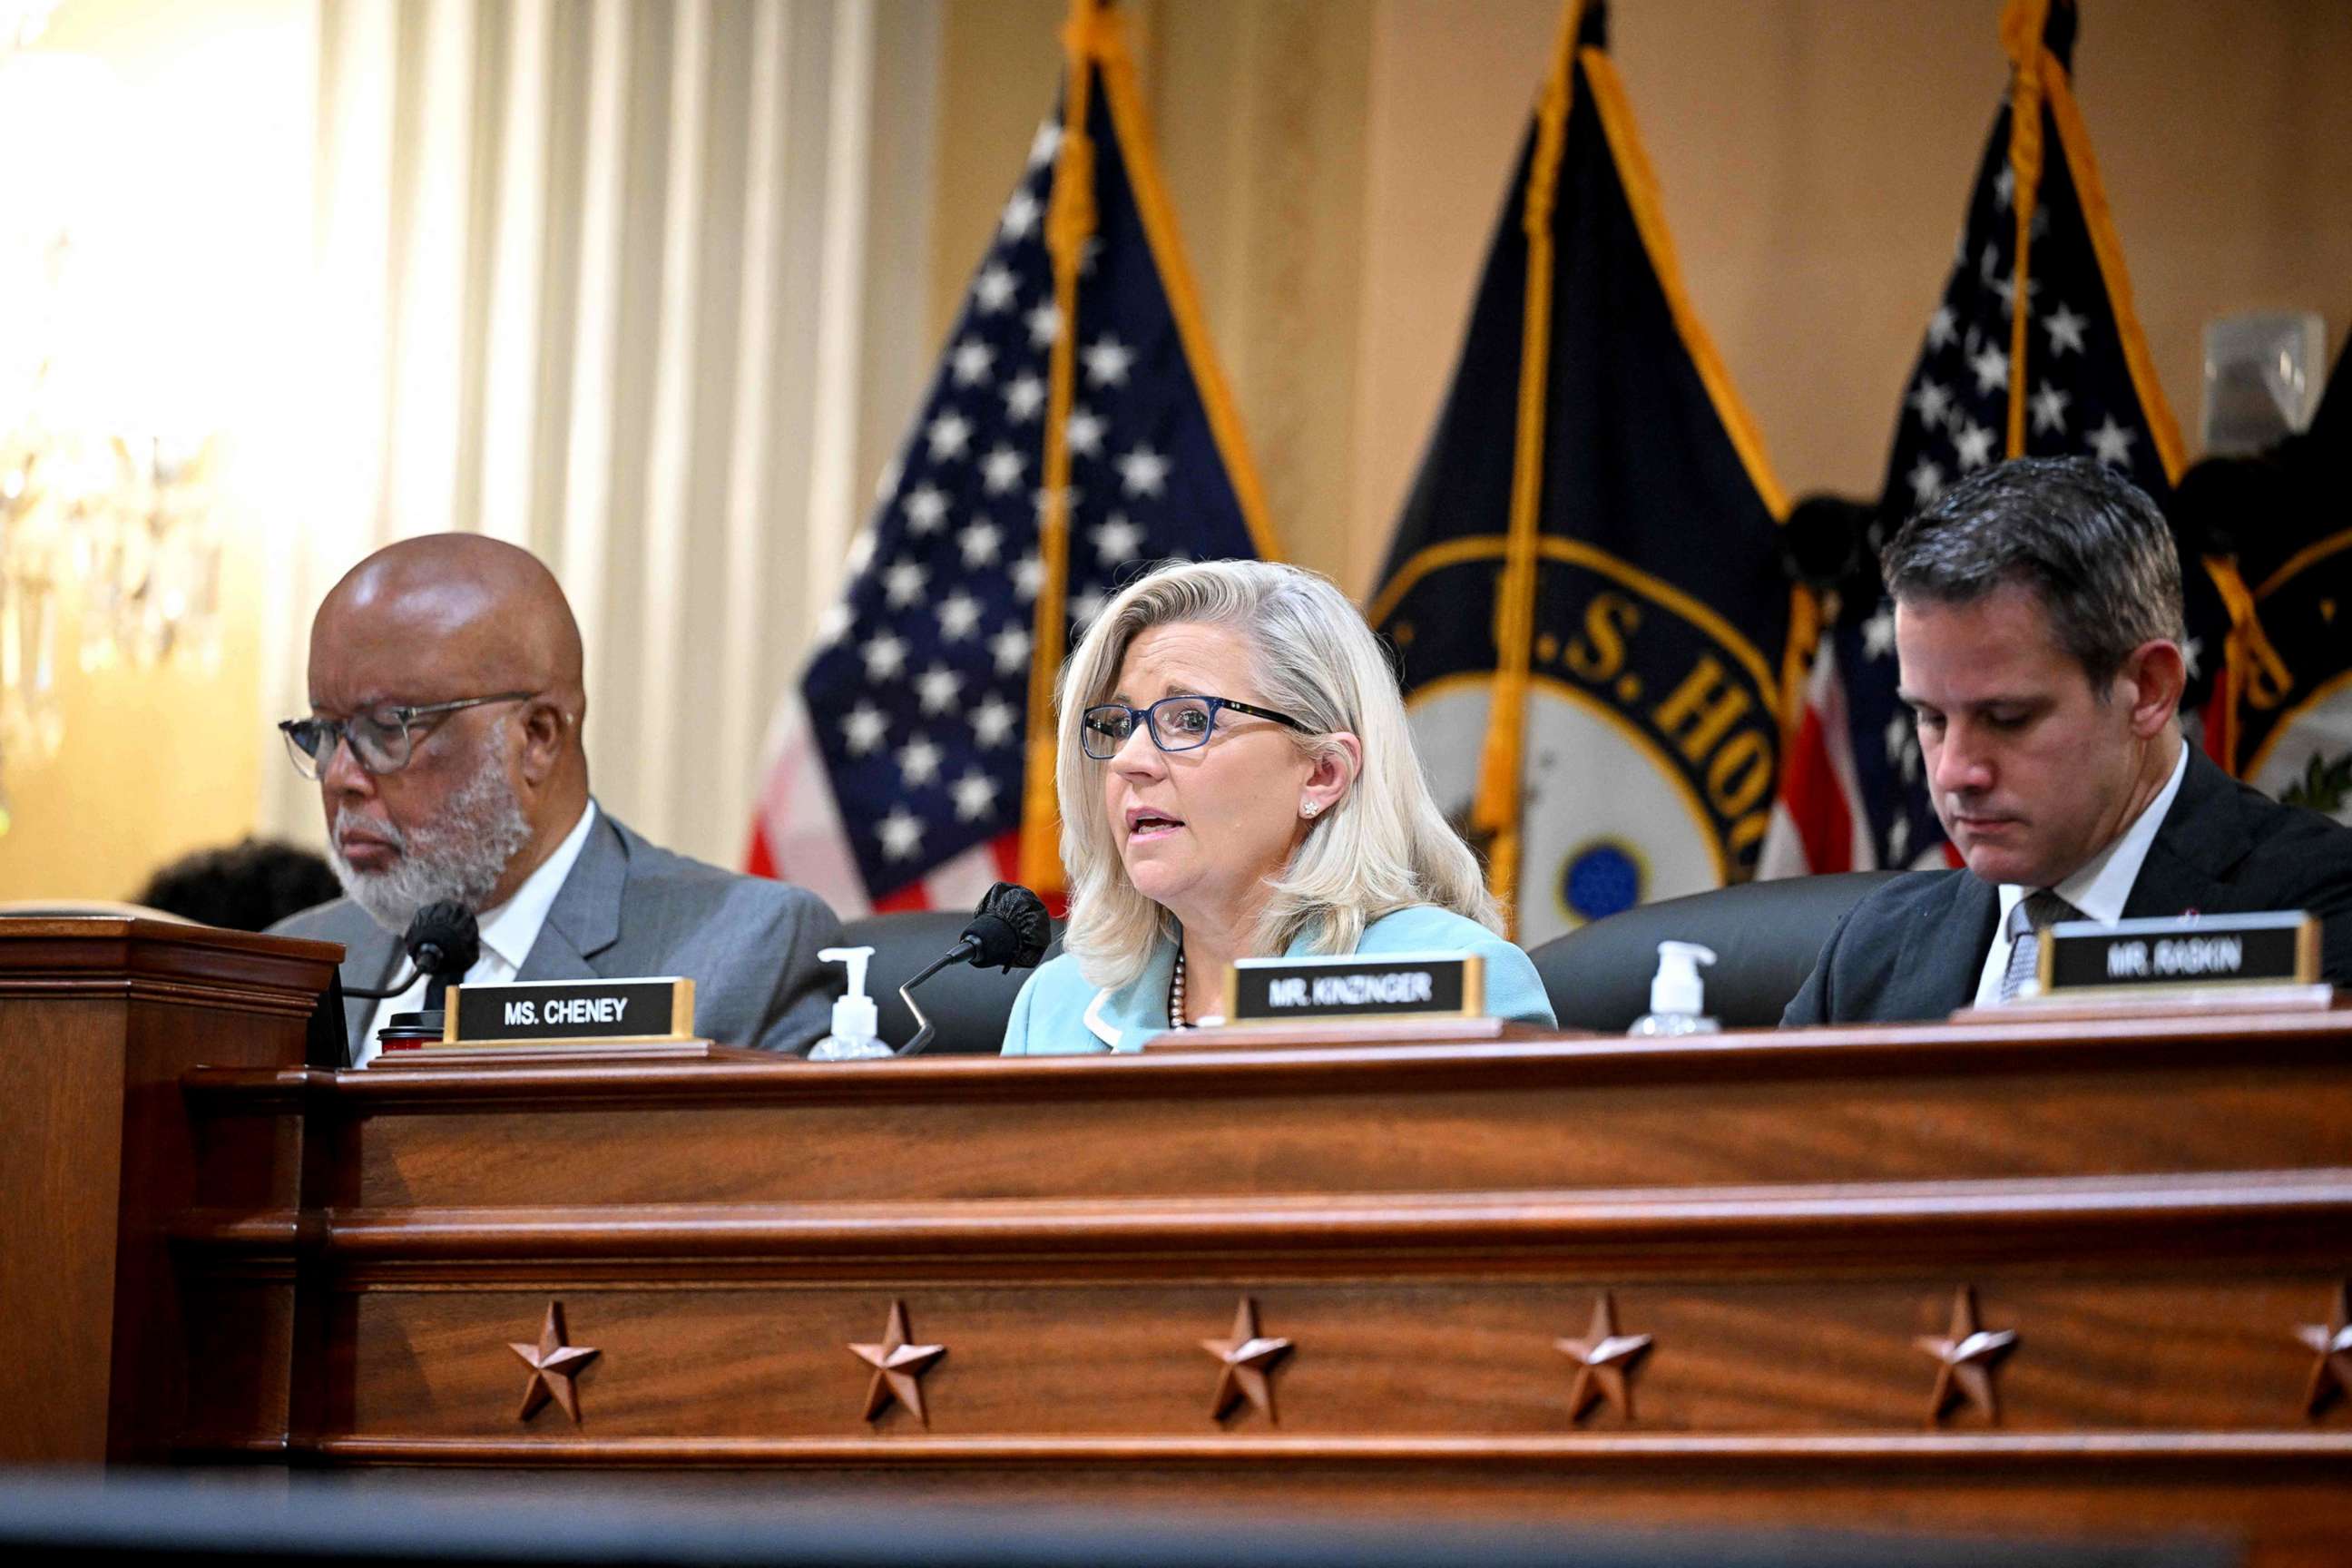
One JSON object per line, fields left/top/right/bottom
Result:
{"left": 258, "top": 0, "right": 940, "bottom": 868}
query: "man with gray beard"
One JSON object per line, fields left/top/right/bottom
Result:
{"left": 269, "top": 534, "right": 843, "bottom": 1063}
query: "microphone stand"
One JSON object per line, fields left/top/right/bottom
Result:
{"left": 895, "top": 938, "right": 979, "bottom": 1057}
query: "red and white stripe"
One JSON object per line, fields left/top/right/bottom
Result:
{"left": 1758, "top": 640, "right": 1872, "bottom": 878}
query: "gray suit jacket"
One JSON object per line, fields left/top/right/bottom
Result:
{"left": 270, "top": 808, "right": 844, "bottom": 1063}
{"left": 1781, "top": 749, "right": 2352, "bottom": 1026}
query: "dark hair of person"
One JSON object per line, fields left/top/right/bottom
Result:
{"left": 135, "top": 838, "right": 342, "bottom": 932}
{"left": 1879, "top": 456, "right": 2186, "bottom": 692}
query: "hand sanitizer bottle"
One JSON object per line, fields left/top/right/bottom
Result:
{"left": 1628, "top": 940, "right": 1720, "bottom": 1036}
{"left": 810, "top": 946, "right": 894, "bottom": 1060}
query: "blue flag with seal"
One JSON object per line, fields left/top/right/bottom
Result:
{"left": 2230, "top": 341, "right": 2351, "bottom": 820}
{"left": 1368, "top": 0, "right": 1805, "bottom": 946}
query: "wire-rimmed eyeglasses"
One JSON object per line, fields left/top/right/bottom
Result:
{"left": 278, "top": 692, "right": 536, "bottom": 780}
{"left": 1079, "top": 694, "right": 1312, "bottom": 760}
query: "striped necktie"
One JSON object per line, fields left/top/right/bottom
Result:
{"left": 1998, "top": 888, "right": 2082, "bottom": 1003}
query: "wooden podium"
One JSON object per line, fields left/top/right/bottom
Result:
{"left": 7, "top": 917, "right": 2350, "bottom": 1562}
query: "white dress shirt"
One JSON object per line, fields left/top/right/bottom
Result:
{"left": 358, "top": 800, "right": 598, "bottom": 1065}
{"left": 1972, "top": 744, "right": 2188, "bottom": 1007}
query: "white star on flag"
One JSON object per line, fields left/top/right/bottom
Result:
{"left": 841, "top": 702, "right": 888, "bottom": 756}
{"left": 1968, "top": 344, "right": 2009, "bottom": 395}
{"left": 897, "top": 733, "right": 944, "bottom": 785}
{"left": 1072, "top": 586, "right": 1108, "bottom": 628}
{"left": 2030, "top": 381, "right": 2071, "bottom": 435}
{"left": 980, "top": 445, "right": 1026, "bottom": 495}
{"left": 999, "top": 188, "right": 1040, "bottom": 241}
{"left": 1116, "top": 445, "right": 1170, "bottom": 497}
{"left": 1003, "top": 373, "right": 1044, "bottom": 422}
{"left": 915, "top": 665, "right": 965, "bottom": 715}
{"left": 861, "top": 632, "right": 907, "bottom": 681}
{"left": 883, "top": 561, "right": 928, "bottom": 608}
{"left": 1024, "top": 301, "right": 1061, "bottom": 349}
{"left": 926, "top": 411, "right": 972, "bottom": 461}
{"left": 1953, "top": 419, "right": 1996, "bottom": 470}
{"left": 1027, "top": 119, "right": 1062, "bottom": 169}
{"left": 970, "top": 695, "right": 1017, "bottom": 750}
{"left": 1993, "top": 166, "right": 2015, "bottom": 209}
{"left": 950, "top": 338, "right": 995, "bottom": 387}
{"left": 1091, "top": 513, "right": 1144, "bottom": 564}
{"left": 1066, "top": 407, "right": 1105, "bottom": 456}
{"left": 1012, "top": 553, "right": 1043, "bottom": 601}
{"left": 936, "top": 593, "right": 982, "bottom": 642}
{"left": 1926, "top": 305, "right": 1958, "bottom": 349}
{"left": 973, "top": 263, "right": 1016, "bottom": 314}
{"left": 903, "top": 484, "right": 948, "bottom": 533}
{"left": 951, "top": 768, "right": 1000, "bottom": 823}
{"left": 2087, "top": 416, "right": 2135, "bottom": 467}
{"left": 1907, "top": 456, "right": 1945, "bottom": 505}
{"left": 1861, "top": 603, "right": 1897, "bottom": 661}
{"left": 956, "top": 520, "right": 1002, "bottom": 568}
{"left": 877, "top": 807, "right": 924, "bottom": 861}
{"left": 1907, "top": 377, "right": 1952, "bottom": 429}
{"left": 1885, "top": 711, "right": 1911, "bottom": 765}
{"left": 1082, "top": 334, "right": 1134, "bottom": 387}
{"left": 988, "top": 624, "right": 1031, "bottom": 675}
{"left": 2043, "top": 303, "right": 2088, "bottom": 357}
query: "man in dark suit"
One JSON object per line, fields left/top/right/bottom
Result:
{"left": 1784, "top": 457, "right": 2352, "bottom": 1026}
{"left": 269, "top": 534, "right": 842, "bottom": 1063}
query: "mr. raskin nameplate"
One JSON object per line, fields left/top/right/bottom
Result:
{"left": 446, "top": 976, "right": 696, "bottom": 1044}
{"left": 2040, "top": 911, "right": 2318, "bottom": 995}
{"left": 1223, "top": 951, "right": 1484, "bottom": 1024}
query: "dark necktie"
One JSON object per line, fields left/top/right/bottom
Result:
{"left": 1997, "top": 888, "right": 2082, "bottom": 1003}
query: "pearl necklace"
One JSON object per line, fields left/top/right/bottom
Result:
{"left": 1168, "top": 946, "right": 1193, "bottom": 1030}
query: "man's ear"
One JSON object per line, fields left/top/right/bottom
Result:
{"left": 2120, "top": 639, "right": 2186, "bottom": 737}
{"left": 517, "top": 700, "right": 568, "bottom": 785}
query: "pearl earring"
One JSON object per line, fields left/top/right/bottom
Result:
{"left": 1302, "top": 801, "right": 1320, "bottom": 818}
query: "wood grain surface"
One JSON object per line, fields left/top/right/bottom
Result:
{"left": 33, "top": 960, "right": 2352, "bottom": 1561}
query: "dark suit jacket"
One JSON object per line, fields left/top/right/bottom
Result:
{"left": 1782, "top": 749, "right": 2352, "bottom": 1026}
{"left": 269, "top": 808, "right": 844, "bottom": 1062}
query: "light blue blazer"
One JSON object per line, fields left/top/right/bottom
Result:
{"left": 1001, "top": 904, "right": 1557, "bottom": 1055}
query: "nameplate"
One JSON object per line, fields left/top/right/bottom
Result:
{"left": 2041, "top": 912, "right": 2318, "bottom": 995}
{"left": 1222, "top": 951, "right": 1483, "bottom": 1024}
{"left": 446, "top": 976, "right": 696, "bottom": 1044}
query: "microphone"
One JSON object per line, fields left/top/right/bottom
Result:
{"left": 341, "top": 901, "right": 485, "bottom": 1001}
{"left": 897, "top": 883, "right": 1051, "bottom": 1056}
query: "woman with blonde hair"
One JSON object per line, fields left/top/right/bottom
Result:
{"left": 1002, "top": 559, "right": 1554, "bottom": 1054}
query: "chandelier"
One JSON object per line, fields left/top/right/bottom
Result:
{"left": 0, "top": 16, "right": 225, "bottom": 837}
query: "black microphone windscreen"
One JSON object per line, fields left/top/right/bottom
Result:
{"left": 405, "top": 900, "right": 481, "bottom": 979}
{"left": 961, "top": 883, "right": 1051, "bottom": 970}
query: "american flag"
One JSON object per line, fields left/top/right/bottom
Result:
{"left": 1762, "top": 0, "right": 2218, "bottom": 877}
{"left": 745, "top": 18, "right": 1269, "bottom": 915}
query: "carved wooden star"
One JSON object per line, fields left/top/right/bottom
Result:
{"left": 2296, "top": 1280, "right": 2352, "bottom": 1418}
{"left": 1915, "top": 1286, "right": 2019, "bottom": 1425}
{"left": 508, "top": 1300, "right": 600, "bottom": 1424}
{"left": 848, "top": 1300, "right": 946, "bottom": 1425}
{"left": 1554, "top": 1291, "right": 1654, "bottom": 1422}
{"left": 1200, "top": 1297, "right": 1293, "bottom": 1424}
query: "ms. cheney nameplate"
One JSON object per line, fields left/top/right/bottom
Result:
{"left": 2041, "top": 911, "right": 2317, "bottom": 995}
{"left": 447, "top": 976, "right": 696, "bottom": 1044}
{"left": 1223, "top": 951, "right": 1484, "bottom": 1024}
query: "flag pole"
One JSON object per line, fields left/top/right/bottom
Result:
{"left": 1017, "top": 0, "right": 1106, "bottom": 896}
{"left": 1998, "top": 0, "right": 2050, "bottom": 461}
{"left": 1469, "top": 0, "right": 1582, "bottom": 938}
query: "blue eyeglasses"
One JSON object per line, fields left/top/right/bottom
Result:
{"left": 1079, "top": 694, "right": 1312, "bottom": 760}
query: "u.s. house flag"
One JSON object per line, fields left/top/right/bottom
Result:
{"left": 745, "top": 0, "right": 1273, "bottom": 915}
{"left": 1371, "top": 0, "right": 1805, "bottom": 946}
